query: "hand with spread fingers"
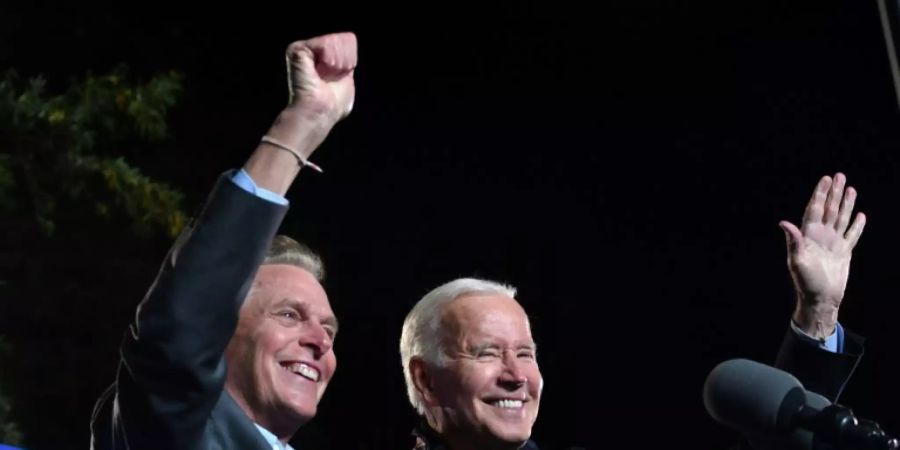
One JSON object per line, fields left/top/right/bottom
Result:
{"left": 779, "top": 173, "right": 866, "bottom": 339}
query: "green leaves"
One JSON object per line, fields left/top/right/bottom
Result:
{"left": 0, "top": 65, "right": 190, "bottom": 447}
{"left": 0, "top": 66, "right": 187, "bottom": 238}
{"left": 75, "top": 155, "right": 187, "bottom": 238}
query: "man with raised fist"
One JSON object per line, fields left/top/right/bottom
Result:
{"left": 90, "top": 32, "right": 357, "bottom": 450}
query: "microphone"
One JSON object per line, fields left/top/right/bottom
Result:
{"left": 703, "top": 358, "right": 898, "bottom": 450}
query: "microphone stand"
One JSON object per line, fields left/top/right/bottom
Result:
{"left": 807, "top": 405, "right": 899, "bottom": 450}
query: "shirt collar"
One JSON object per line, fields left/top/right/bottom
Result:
{"left": 254, "top": 423, "right": 295, "bottom": 450}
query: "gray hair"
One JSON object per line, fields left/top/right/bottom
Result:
{"left": 399, "top": 277, "right": 517, "bottom": 415}
{"left": 262, "top": 235, "right": 325, "bottom": 281}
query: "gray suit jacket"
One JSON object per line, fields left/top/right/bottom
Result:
{"left": 91, "top": 172, "right": 288, "bottom": 450}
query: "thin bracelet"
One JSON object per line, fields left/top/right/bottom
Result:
{"left": 259, "top": 136, "right": 324, "bottom": 173}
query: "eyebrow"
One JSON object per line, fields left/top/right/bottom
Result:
{"left": 322, "top": 315, "right": 340, "bottom": 334}
{"left": 517, "top": 343, "right": 537, "bottom": 352}
{"left": 469, "top": 342, "right": 537, "bottom": 353}
{"left": 469, "top": 343, "right": 501, "bottom": 354}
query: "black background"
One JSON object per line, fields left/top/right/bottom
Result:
{"left": 2, "top": 1, "right": 900, "bottom": 449}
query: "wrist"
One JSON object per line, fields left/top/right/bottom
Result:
{"left": 792, "top": 301, "right": 839, "bottom": 339}
{"left": 265, "top": 106, "right": 334, "bottom": 158}
{"left": 242, "top": 144, "right": 300, "bottom": 196}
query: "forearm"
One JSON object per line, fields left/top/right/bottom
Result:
{"left": 243, "top": 106, "right": 333, "bottom": 194}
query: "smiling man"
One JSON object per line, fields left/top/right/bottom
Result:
{"left": 90, "top": 31, "right": 356, "bottom": 450}
{"left": 400, "top": 278, "right": 543, "bottom": 450}
{"left": 223, "top": 236, "right": 338, "bottom": 440}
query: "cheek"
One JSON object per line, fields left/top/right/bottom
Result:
{"left": 433, "top": 368, "right": 480, "bottom": 403}
{"left": 322, "top": 351, "right": 337, "bottom": 382}
{"left": 459, "top": 365, "right": 502, "bottom": 397}
{"left": 255, "top": 326, "right": 296, "bottom": 358}
{"left": 527, "top": 366, "right": 544, "bottom": 398}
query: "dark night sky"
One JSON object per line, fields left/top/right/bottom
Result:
{"left": 3, "top": 1, "right": 900, "bottom": 449}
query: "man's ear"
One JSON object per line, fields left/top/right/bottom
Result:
{"left": 410, "top": 357, "right": 439, "bottom": 406}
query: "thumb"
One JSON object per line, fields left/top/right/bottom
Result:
{"left": 779, "top": 220, "right": 804, "bottom": 254}
{"left": 286, "top": 44, "right": 320, "bottom": 91}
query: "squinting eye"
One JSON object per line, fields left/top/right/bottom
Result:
{"left": 518, "top": 352, "right": 536, "bottom": 359}
{"left": 478, "top": 351, "right": 501, "bottom": 359}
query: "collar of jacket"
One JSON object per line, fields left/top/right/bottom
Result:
{"left": 409, "top": 418, "right": 540, "bottom": 450}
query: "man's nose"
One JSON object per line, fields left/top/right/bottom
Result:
{"left": 498, "top": 353, "right": 528, "bottom": 390}
{"left": 298, "top": 322, "right": 332, "bottom": 358}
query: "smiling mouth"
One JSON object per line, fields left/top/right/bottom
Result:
{"left": 486, "top": 399, "right": 525, "bottom": 409}
{"left": 281, "top": 362, "right": 320, "bottom": 382}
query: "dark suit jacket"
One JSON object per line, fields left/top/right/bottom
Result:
{"left": 774, "top": 326, "right": 864, "bottom": 402}
{"left": 408, "top": 419, "right": 541, "bottom": 450}
{"left": 735, "top": 325, "right": 865, "bottom": 450}
{"left": 91, "top": 172, "right": 288, "bottom": 450}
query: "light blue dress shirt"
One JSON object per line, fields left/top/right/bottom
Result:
{"left": 790, "top": 319, "right": 843, "bottom": 353}
{"left": 253, "top": 424, "right": 296, "bottom": 450}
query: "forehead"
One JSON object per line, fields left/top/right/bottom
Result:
{"left": 250, "top": 264, "right": 333, "bottom": 314}
{"left": 442, "top": 294, "right": 533, "bottom": 341}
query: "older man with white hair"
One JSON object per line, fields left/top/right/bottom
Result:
{"left": 398, "top": 172, "right": 869, "bottom": 450}
{"left": 400, "top": 278, "right": 544, "bottom": 450}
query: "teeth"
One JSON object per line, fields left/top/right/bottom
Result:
{"left": 284, "top": 362, "right": 320, "bottom": 382}
{"left": 491, "top": 399, "right": 524, "bottom": 409}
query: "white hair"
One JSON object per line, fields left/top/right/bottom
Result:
{"left": 399, "top": 277, "right": 517, "bottom": 415}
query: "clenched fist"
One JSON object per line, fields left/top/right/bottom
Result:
{"left": 285, "top": 32, "right": 357, "bottom": 125}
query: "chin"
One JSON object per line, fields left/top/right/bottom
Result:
{"left": 486, "top": 426, "right": 532, "bottom": 446}
{"left": 279, "top": 395, "right": 318, "bottom": 423}
{"left": 290, "top": 403, "right": 317, "bottom": 421}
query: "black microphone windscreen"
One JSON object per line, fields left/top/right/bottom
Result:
{"left": 746, "top": 390, "right": 832, "bottom": 450}
{"left": 703, "top": 359, "right": 804, "bottom": 435}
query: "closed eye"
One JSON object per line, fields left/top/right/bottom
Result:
{"left": 275, "top": 310, "right": 299, "bottom": 320}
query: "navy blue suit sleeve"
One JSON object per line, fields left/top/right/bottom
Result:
{"left": 101, "top": 171, "right": 288, "bottom": 449}
{"left": 775, "top": 325, "right": 864, "bottom": 402}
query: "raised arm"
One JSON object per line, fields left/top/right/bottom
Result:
{"left": 97, "top": 32, "right": 357, "bottom": 449}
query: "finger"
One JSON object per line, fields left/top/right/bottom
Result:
{"left": 301, "top": 36, "right": 330, "bottom": 65}
{"left": 328, "top": 33, "right": 356, "bottom": 73}
{"left": 313, "top": 35, "right": 350, "bottom": 80}
{"left": 305, "top": 35, "right": 341, "bottom": 74}
{"left": 779, "top": 220, "right": 804, "bottom": 254}
{"left": 340, "top": 32, "right": 358, "bottom": 71}
{"left": 822, "top": 172, "right": 846, "bottom": 226}
{"left": 835, "top": 186, "right": 856, "bottom": 234}
{"left": 845, "top": 212, "right": 866, "bottom": 249}
{"left": 802, "top": 175, "right": 832, "bottom": 230}
{"left": 327, "top": 34, "right": 339, "bottom": 68}
{"left": 286, "top": 43, "right": 318, "bottom": 80}
{"left": 347, "top": 33, "right": 359, "bottom": 71}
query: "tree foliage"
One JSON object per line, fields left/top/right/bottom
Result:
{"left": 0, "top": 66, "right": 187, "bottom": 238}
{"left": 0, "top": 66, "right": 187, "bottom": 448}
